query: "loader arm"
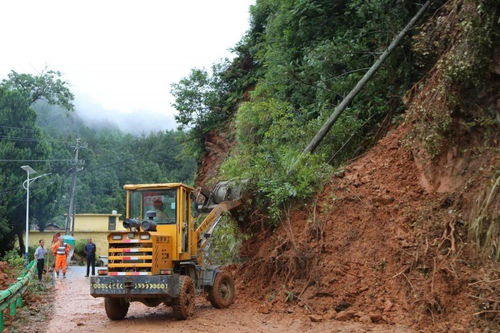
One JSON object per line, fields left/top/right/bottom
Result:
{"left": 195, "top": 200, "right": 241, "bottom": 250}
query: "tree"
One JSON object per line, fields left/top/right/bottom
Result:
{"left": 177, "top": 0, "right": 428, "bottom": 224}
{"left": 2, "top": 69, "right": 74, "bottom": 111}
{"left": 0, "top": 69, "right": 74, "bottom": 255}
{"left": 0, "top": 86, "right": 50, "bottom": 254}
{"left": 171, "top": 64, "right": 230, "bottom": 132}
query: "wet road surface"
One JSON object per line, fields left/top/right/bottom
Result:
{"left": 45, "top": 266, "right": 413, "bottom": 332}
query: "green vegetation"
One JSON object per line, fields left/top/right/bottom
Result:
{"left": 0, "top": 70, "right": 69, "bottom": 254}
{"left": 172, "top": 0, "right": 429, "bottom": 224}
{"left": 407, "top": 0, "right": 498, "bottom": 158}
{"left": 0, "top": 70, "right": 196, "bottom": 255}
{"left": 74, "top": 239, "right": 87, "bottom": 258}
{"left": 2, "top": 249, "right": 24, "bottom": 267}
{"left": 205, "top": 216, "right": 248, "bottom": 265}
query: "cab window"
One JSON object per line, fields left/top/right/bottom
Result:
{"left": 129, "top": 189, "right": 177, "bottom": 224}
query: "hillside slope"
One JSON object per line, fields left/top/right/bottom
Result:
{"left": 235, "top": 124, "right": 498, "bottom": 331}
{"left": 192, "top": 0, "right": 499, "bottom": 331}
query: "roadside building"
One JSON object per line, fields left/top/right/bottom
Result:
{"left": 26, "top": 213, "right": 124, "bottom": 259}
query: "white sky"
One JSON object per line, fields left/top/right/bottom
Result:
{"left": 0, "top": 0, "right": 255, "bottom": 133}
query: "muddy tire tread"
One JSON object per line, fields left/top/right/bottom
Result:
{"left": 208, "top": 271, "right": 235, "bottom": 309}
{"left": 104, "top": 297, "right": 129, "bottom": 320}
{"left": 172, "top": 275, "right": 195, "bottom": 320}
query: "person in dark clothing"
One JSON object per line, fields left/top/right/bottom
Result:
{"left": 84, "top": 238, "right": 96, "bottom": 277}
{"left": 34, "top": 239, "right": 47, "bottom": 281}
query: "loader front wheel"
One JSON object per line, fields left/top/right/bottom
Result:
{"left": 172, "top": 275, "right": 195, "bottom": 320}
{"left": 208, "top": 272, "right": 235, "bottom": 309}
{"left": 104, "top": 297, "right": 129, "bottom": 320}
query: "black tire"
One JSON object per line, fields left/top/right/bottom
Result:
{"left": 172, "top": 275, "right": 195, "bottom": 320}
{"left": 208, "top": 272, "right": 235, "bottom": 309}
{"left": 104, "top": 297, "right": 129, "bottom": 320}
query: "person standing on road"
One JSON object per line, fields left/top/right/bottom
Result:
{"left": 50, "top": 237, "right": 70, "bottom": 278}
{"left": 34, "top": 239, "right": 47, "bottom": 281}
{"left": 84, "top": 238, "right": 96, "bottom": 277}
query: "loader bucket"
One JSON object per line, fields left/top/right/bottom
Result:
{"left": 198, "top": 179, "right": 248, "bottom": 211}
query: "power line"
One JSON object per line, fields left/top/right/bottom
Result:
{"left": 0, "top": 125, "right": 39, "bottom": 132}
{"left": 82, "top": 141, "right": 163, "bottom": 174}
{"left": 0, "top": 163, "right": 74, "bottom": 195}
{"left": 0, "top": 135, "right": 72, "bottom": 145}
{"left": 0, "top": 185, "right": 22, "bottom": 194}
{"left": 83, "top": 156, "right": 135, "bottom": 173}
{"left": 4, "top": 167, "right": 73, "bottom": 210}
{"left": 0, "top": 159, "right": 73, "bottom": 162}
{"left": 0, "top": 135, "right": 41, "bottom": 142}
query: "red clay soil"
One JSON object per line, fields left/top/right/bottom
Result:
{"left": 0, "top": 261, "right": 17, "bottom": 290}
{"left": 234, "top": 125, "right": 499, "bottom": 332}
{"left": 195, "top": 127, "right": 234, "bottom": 188}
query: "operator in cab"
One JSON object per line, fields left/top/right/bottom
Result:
{"left": 153, "top": 199, "right": 168, "bottom": 220}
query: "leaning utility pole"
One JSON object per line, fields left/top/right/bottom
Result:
{"left": 64, "top": 138, "right": 86, "bottom": 235}
{"left": 301, "top": 0, "right": 430, "bottom": 156}
{"left": 287, "top": 1, "right": 431, "bottom": 175}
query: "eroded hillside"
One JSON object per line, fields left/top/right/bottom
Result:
{"left": 192, "top": 0, "right": 499, "bottom": 331}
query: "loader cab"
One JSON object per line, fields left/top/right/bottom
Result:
{"left": 129, "top": 188, "right": 177, "bottom": 225}
{"left": 123, "top": 183, "right": 196, "bottom": 262}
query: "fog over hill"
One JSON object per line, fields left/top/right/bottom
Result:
{"left": 75, "top": 95, "right": 177, "bottom": 134}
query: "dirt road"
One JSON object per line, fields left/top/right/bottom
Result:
{"left": 44, "top": 266, "right": 412, "bottom": 332}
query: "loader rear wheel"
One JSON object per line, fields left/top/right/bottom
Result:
{"left": 172, "top": 275, "right": 195, "bottom": 320}
{"left": 104, "top": 297, "right": 129, "bottom": 320}
{"left": 208, "top": 272, "right": 235, "bottom": 309}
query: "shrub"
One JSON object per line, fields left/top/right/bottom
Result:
{"left": 221, "top": 96, "right": 333, "bottom": 226}
{"left": 206, "top": 216, "right": 249, "bottom": 265}
{"left": 74, "top": 239, "right": 87, "bottom": 257}
{"left": 2, "top": 249, "right": 24, "bottom": 267}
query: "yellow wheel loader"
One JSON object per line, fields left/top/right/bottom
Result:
{"left": 90, "top": 181, "right": 246, "bottom": 320}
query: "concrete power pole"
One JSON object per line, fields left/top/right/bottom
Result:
{"left": 65, "top": 138, "right": 86, "bottom": 235}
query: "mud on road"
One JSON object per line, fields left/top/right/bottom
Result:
{"left": 42, "top": 266, "right": 413, "bottom": 332}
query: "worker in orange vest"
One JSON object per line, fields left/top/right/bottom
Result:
{"left": 50, "top": 237, "right": 70, "bottom": 278}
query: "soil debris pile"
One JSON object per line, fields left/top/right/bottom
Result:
{"left": 0, "top": 261, "right": 17, "bottom": 289}
{"left": 192, "top": 0, "right": 499, "bottom": 331}
{"left": 236, "top": 124, "right": 498, "bottom": 331}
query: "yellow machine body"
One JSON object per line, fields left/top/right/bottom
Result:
{"left": 91, "top": 181, "right": 243, "bottom": 320}
{"left": 106, "top": 183, "right": 198, "bottom": 276}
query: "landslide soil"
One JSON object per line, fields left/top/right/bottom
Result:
{"left": 235, "top": 125, "right": 499, "bottom": 332}
{"left": 0, "top": 261, "right": 16, "bottom": 289}
{"left": 195, "top": 128, "right": 234, "bottom": 188}
{"left": 0, "top": 262, "right": 54, "bottom": 333}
